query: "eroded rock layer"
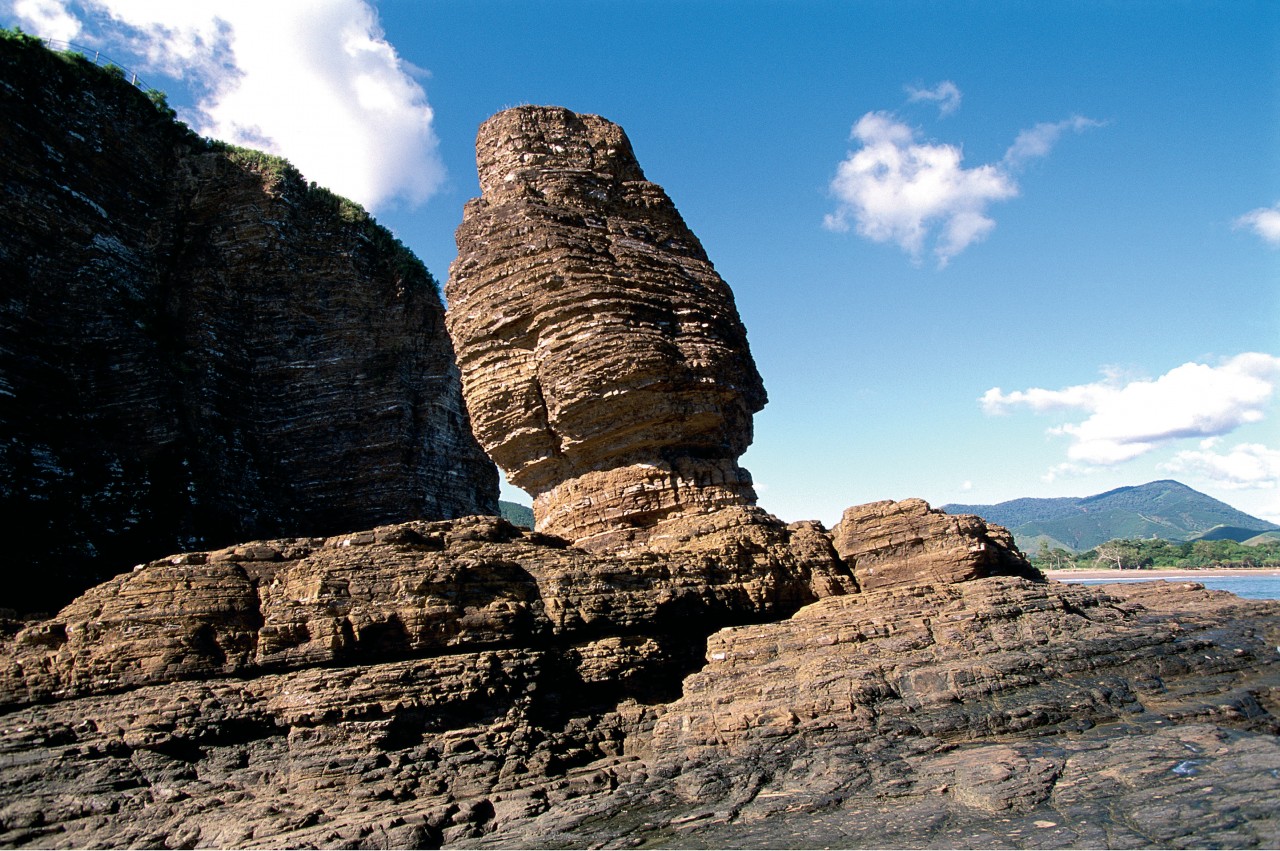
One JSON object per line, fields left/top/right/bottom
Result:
{"left": 0, "top": 513, "right": 855, "bottom": 709}
{"left": 5, "top": 81, "right": 1275, "bottom": 850}
{"left": 446, "top": 106, "right": 766, "bottom": 547}
{"left": 0, "top": 501, "right": 1034, "bottom": 712}
{"left": 598, "top": 578, "right": 1280, "bottom": 850}
{"left": 0, "top": 529, "right": 1275, "bottom": 849}
{"left": 832, "top": 497, "right": 1041, "bottom": 590}
{"left": 0, "top": 36, "right": 498, "bottom": 614}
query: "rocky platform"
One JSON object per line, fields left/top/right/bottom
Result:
{"left": 0, "top": 506, "right": 1276, "bottom": 849}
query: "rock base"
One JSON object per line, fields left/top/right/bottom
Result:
{"left": 1, "top": 567, "right": 1276, "bottom": 849}
{"left": 532, "top": 459, "right": 758, "bottom": 547}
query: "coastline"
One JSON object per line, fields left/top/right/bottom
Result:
{"left": 1044, "top": 567, "right": 1280, "bottom": 581}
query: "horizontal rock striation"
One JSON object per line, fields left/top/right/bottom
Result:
{"left": 0, "top": 36, "right": 497, "bottom": 614}
{"left": 0, "top": 500, "right": 1030, "bottom": 711}
{"left": 832, "top": 498, "right": 1041, "bottom": 590}
{"left": 500, "top": 578, "right": 1280, "bottom": 849}
{"left": 3, "top": 86, "right": 1273, "bottom": 850}
{"left": 446, "top": 106, "right": 765, "bottom": 548}
{"left": 0, "top": 513, "right": 857, "bottom": 709}
{"left": 0, "top": 508, "right": 857, "bottom": 847}
{"left": 1, "top": 548, "right": 1276, "bottom": 848}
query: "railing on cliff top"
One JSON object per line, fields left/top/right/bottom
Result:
{"left": 40, "top": 38, "right": 155, "bottom": 93}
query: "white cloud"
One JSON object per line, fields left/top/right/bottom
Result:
{"left": 823, "top": 111, "right": 1017, "bottom": 266}
{"left": 12, "top": 0, "right": 443, "bottom": 212}
{"left": 980, "top": 380, "right": 1112, "bottom": 415}
{"left": 1003, "top": 116, "right": 1104, "bottom": 169}
{"left": 905, "top": 80, "right": 961, "bottom": 117}
{"left": 1041, "top": 462, "right": 1094, "bottom": 483}
{"left": 1234, "top": 203, "right": 1280, "bottom": 246}
{"left": 983, "top": 353, "right": 1280, "bottom": 466}
{"left": 824, "top": 105, "right": 1099, "bottom": 266}
{"left": 9, "top": 0, "right": 81, "bottom": 40}
{"left": 1162, "top": 443, "right": 1280, "bottom": 490}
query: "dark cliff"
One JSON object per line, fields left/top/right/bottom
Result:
{"left": 0, "top": 34, "right": 498, "bottom": 615}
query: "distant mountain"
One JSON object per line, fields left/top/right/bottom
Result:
{"left": 942, "top": 480, "right": 1279, "bottom": 553}
{"left": 1190, "top": 526, "right": 1277, "bottom": 543}
{"left": 499, "top": 500, "right": 534, "bottom": 529}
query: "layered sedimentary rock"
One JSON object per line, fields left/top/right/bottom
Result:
{"left": 610, "top": 578, "right": 1280, "bottom": 849}
{"left": 0, "top": 507, "right": 853, "bottom": 848}
{"left": 5, "top": 84, "right": 1275, "bottom": 850}
{"left": 0, "top": 36, "right": 497, "bottom": 614}
{"left": 832, "top": 498, "right": 1041, "bottom": 590}
{"left": 0, "top": 514, "right": 856, "bottom": 709}
{"left": 446, "top": 106, "right": 766, "bottom": 548}
{"left": 0, "top": 531, "right": 1275, "bottom": 848}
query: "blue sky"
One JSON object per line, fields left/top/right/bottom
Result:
{"left": 7, "top": 0, "right": 1279, "bottom": 525}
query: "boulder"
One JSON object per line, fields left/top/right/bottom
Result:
{"left": 831, "top": 498, "right": 1040, "bottom": 590}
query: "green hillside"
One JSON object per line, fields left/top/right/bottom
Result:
{"left": 499, "top": 500, "right": 534, "bottom": 529}
{"left": 1190, "top": 525, "right": 1278, "bottom": 542}
{"left": 943, "top": 480, "right": 1278, "bottom": 553}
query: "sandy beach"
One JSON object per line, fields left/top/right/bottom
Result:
{"left": 1044, "top": 567, "right": 1280, "bottom": 581}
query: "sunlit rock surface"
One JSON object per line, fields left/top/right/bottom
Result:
{"left": 446, "top": 106, "right": 765, "bottom": 549}
{"left": 1, "top": 544, "right": 1276, "bottom": 849}
{"left": 832, "top": 498, "right": 1042, "bottom": 590}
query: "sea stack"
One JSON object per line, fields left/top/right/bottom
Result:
{"left": 446, "top": 106, "right": 767, "bottom": 548}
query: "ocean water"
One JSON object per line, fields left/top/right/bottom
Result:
{"left": 1063, "top": 575, "right": 1280, "bottom": 600}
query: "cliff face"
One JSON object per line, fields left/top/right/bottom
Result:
{"left": 0, "top": 36, "right": 497, "bottom": 615}
{"left": 446, "top": 106, "right": 765, "bottom": 548}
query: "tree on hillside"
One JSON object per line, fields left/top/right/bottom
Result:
{"left": 1093, "top": 541, "right": 1142, "bottom": 570}
{"left": 1042, "top": 537, "right": 1280, "bottom": 570}
{"left": 1035, "top": 541, "right": 1074, "bottom": 569}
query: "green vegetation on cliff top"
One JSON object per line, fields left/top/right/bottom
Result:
{"left": 1, "top": 26, "right": 437, "bottom": 293}
{"left": 499, "top": 501, "right": 534, "bottom": 530}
